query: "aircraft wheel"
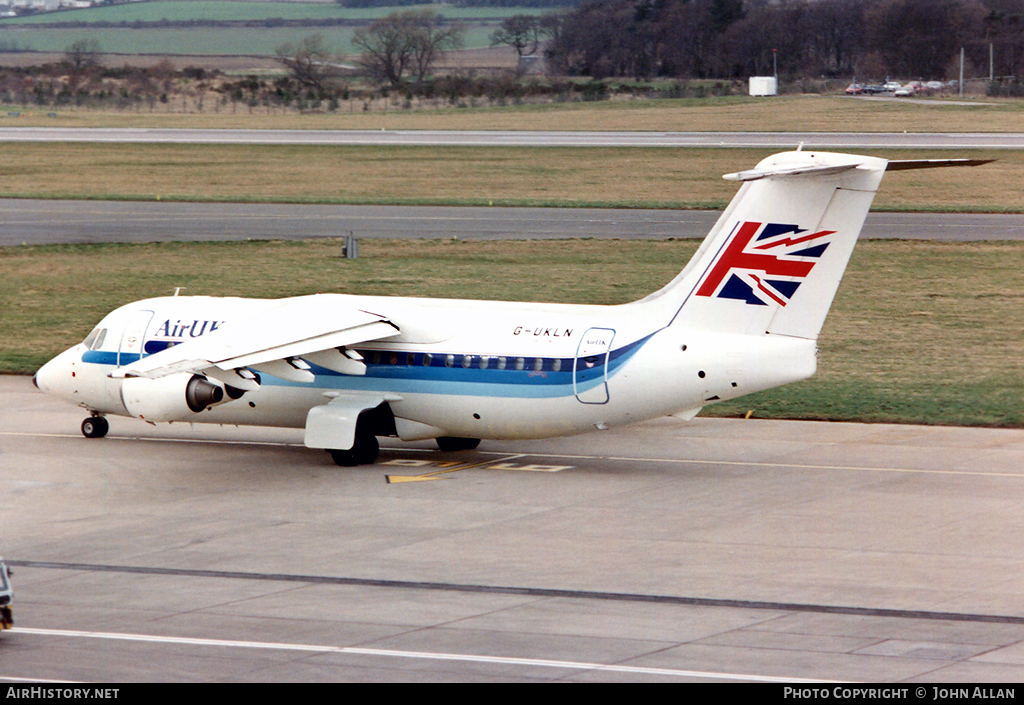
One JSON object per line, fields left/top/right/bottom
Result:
{"left": 329, "top": 434, "right": 379, "bottom": 466}
{"left": 436, "top": 437, "right": 480, "bottom": 452}
{"left": 81, "top": 416, "right": 109, "bottom": 439}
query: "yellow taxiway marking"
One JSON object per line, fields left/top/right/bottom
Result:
{"left": 382, "top": 455, "right": 575, "bottom": 483}
{"left": 384, "top": 454, "right": 531, "bottom": 483}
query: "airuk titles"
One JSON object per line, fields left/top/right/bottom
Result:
{"left": 512, "top": 326, "right": 574, "bottom": 338}
{"left": 153, "top": 319, "right": 225, "bottom": 339}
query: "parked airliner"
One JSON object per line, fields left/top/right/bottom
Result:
{"left": 33, "top": 150, "right": 988, "bottom": 465}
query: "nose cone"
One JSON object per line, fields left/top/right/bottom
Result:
{"left": 34, "top": 347, "right": 80, "bottom": 400}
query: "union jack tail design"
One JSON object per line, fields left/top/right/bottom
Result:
{"left": 695, "top": 221, "right": 835, "bottom": 307}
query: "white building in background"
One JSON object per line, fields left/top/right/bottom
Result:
{"left": 749, "top": 76, "right": 778, "bottom": 96}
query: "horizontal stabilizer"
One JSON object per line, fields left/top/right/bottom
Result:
{"left": 723, "top": 162, "right": 862, "bottom": 182}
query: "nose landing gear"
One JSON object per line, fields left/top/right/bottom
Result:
{"left": 81, "top": 416, "right": 109, "bottom": 439}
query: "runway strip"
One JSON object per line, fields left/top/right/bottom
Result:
{"left": 1, "top": 128, "right": 1022, "bottom": 149}
{"left": 4, "top": 200, "right": 1022, "bottom": 247}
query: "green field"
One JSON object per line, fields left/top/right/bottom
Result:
{"left": 0, "top": 1, "right": 536, "bottom": 55}
{"left": 0, "top": 144, "right": 1018, "bottom": 212}
{"left": 0, "top": 24, "right": 495, "bottom": 55}
{"left": 4, "top": 238, "right": 1023, "bottom": 427}
{"left": 2, "top": 95, "right": 1021, "bottom": 136}
{"left": 0, "top": 1, "right": 544, "bottom": 24}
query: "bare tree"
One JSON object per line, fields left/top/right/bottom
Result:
{"left": 275, "top": 34, "right": 333, "bottom": 95}
{"left": 490, "top": 15, "right": 541, "bottom": 58}
{"left": 354, "top": 9, "right": 463, "bottom": 86}
{"left": 63, "top": 39, "right": 102, "bottom": 72}
{"left": 866, "top": 0, "right": 986, "bottom": 78}
{"left": 410, "top": 11, "right": 464, "bottom": 82}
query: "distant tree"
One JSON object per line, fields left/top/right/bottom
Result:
{"left": 275, "top": 34, "right": 333, "bottom": 95}
{"left": 981, "top": 0, "right": 1024, "bottom": 79}
{"left": 410, "top": 11, "right": 464, "bottom": 82}
{"left": 538, "top": 11, "right": 565, "bottom": 45}
{"left": 797, "top": 0, "right": 866, "bottom": 77}
{"left": 866, "top": 0, "right": 987, "bottom": 78}
{"left": 353, "top": 10, "right": 463, "bottom": 86}
{"left": 63, "top": 39, "right": 102, "bottom": 72}
{"left": 490, "top": 15, "right": 542, "bottom": 57}
{"left": 709, "top": 0, "right": 744, "bottom": 34}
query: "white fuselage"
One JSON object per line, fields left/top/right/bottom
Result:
{"left": 35, "top": 292, "right": 816, "bottom": 442}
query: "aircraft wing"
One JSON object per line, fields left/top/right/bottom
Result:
{"left": 111, "top": 295, "right": 400, "bottom": 385}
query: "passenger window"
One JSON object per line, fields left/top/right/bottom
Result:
{"left": 462, "top": 355, "right": 473, "bottom": 369}
{"left": 533, "top": 358, "right": 544, "bottom": 372}
{"left": 423, "top": 353, "right": 432, "bottom": 366}
{"left": 406, "top": 352, "right": 415, "bottom": 366}
{"left": 552, "top": 358, "right": 562, "bottom": 372}
{"left": 480, "top": 356, "right": 490, "bottom": 369}
{"left": 497, "top": 356, "right": 507, "bottom": 370}
{"left": 446, "top": 354, "right": 455, "bottom": 368}
{"left": 515, "top": 357, "right": 525, "bottom": 371}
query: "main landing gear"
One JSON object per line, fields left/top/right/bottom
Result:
{"left": 328, "top": 435, "right": 483, "bottom": 467}
{"left": 436, "top": 437, "right": 480, "bottom": 452}
{"left": 329, "top": 433, "right": 379, "bottom": 467}
{"left": 81, "top": 416, "right": 109, "bottom": 439}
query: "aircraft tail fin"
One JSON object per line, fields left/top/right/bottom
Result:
{"left": 638, "top": 151, "right": 887, "bottom": 340}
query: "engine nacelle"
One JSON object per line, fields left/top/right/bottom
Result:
{"left": 120, "top": 373, "right": 225, "bottom": 422}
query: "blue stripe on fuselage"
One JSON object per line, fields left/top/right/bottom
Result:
{"left": 79, "top": 334, "right": 655, "bottom": 399}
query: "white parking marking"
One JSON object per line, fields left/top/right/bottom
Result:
{"left": 10, "top": 628, "right": 837, "bottom": 683}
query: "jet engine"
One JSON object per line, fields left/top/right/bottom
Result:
{"left": 120, "top": 373, "right": 225, "bottom": 422}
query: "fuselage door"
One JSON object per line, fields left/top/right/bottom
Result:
{"left": 574, "top": 327, "right": 614, "bottom": 404}
{"left": 118, "top": 310, "right": 154, "bottom": 367}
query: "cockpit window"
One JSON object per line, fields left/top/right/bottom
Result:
{"left": 82, "top": 328, "right": 106, "bottom": 350}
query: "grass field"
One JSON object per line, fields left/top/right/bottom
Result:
{"left": 0, "top": 25, "right": 497, "bottom": 56}
{"left": 4, "top": 238, "right": 1023, "bottom": 427}
{"left": 2, "top": 94, "right": 1022, "bottom": 135}
{"left": 0, "top": 143, "right": 1017, "bottom": 212}
{"left": 0, "top": 1, "right": 542, "bottom": 24}
{"left": 0, "top": 1, "right": 534, "bottom": 55}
